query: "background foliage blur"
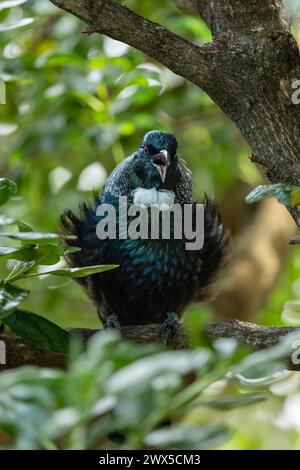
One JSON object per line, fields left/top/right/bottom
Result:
{"left": 1, "top": 0, "right": 300, "bottom": 450}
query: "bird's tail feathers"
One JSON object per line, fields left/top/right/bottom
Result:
{"left": 60, "top": 193, "right": 101, "bottom": 270}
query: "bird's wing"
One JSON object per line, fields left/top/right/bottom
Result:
{"left": 175, "top": 158, "right": 194, "bottom": 204}
{"left": 103, "top": 155, "right": 136, "bottom": 197}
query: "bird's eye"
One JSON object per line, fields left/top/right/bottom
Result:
{"left": 144, "top": 146, "right": 149, "bottom": 154}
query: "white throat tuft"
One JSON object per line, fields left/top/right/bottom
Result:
{"left": 132, "top": 187, "right": 175, "bottom": 210}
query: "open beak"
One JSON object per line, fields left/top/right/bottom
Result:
{"left": 151, "top": 149, "right": 170, "bottom": 183}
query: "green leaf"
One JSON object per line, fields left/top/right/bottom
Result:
{"left": 106, "top": 349, "right": 212, "bottom": 394}
{"left": 34, "top": 245, "right": 62, "bottom": 266}
{"left": 245, "top": 184, "right": 298, "bottom": 207}
{"left": 0, "top": 178, "right": 17, "bottom": 205}
{"left": 36, "top": 52, "right": 85, "bottom": 69}
{"left": 0, "top": 232, "right": 75, "bottom": 244}
{"left": 0, "top": 245, "right": 81, "bottom": 265}
{"left": 17, "top": 222, "right": 36, "bottom": 248}
{"left": 3, "top": 309, "right": 72, "bottom": 354}
{"left": 0, "top": 281, "right": 29, "bottom": 320}
{"left": 292, "top": 188, "right": 300, "bottom": 208}
{"left": 0, "top": 0, "right": 28, "bottom": 12}
{"left": 18, "top": 222, "right": 33, "bottom": 232}
{"left": 34, "top": 244, "right": 81, "bottom": 266}
{"left": 0, "top": 245, "right": 61, "bottom": 264}
{"left": 231, "top": 331, "right": 300, "bottom": 385}
{"left": 0, "top": 367, "right": 63, "bottom": 392}
{"left": 0, "top": 247, "right": 32, "bottom": 261}
{"left": 62, "top": 246, "right": 81, "bottom": 256}
{"left": 145, "top": 424, "right": 230, "bottom": 450}
{"left": 0, "top": 215, "right": 15, "bottom": 225}
{"left": 25, "top": 264, "right": 119, "bottom": 278}
{"left": 192, "top": 393, "right": 269, "bottom": 410}
{"left": 6, "top": 260, "right": 35, "bottom": 281}
{"left": 0, "top": 18, "right": 34, "bottom": 32}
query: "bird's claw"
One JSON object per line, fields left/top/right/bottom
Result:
{"left": 104, "top": 313, "right": 121, "bottom": 330}
{"left": 159, "top": 312, "right": 179, "bottom": 345}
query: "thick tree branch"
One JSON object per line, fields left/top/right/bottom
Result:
{"left": 1, "top": 321, "right": 300, "bottom": 371}
{"left": 175, "top": 0, "right": 288, "bottom": 36}
{"left": 49, "top": 0, "right": 214, "bottom": 88}
{"left": 178, "top": 1, "right": 300, "bottom": 186}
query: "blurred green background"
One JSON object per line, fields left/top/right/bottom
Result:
{"left": 1, "top": 0, "right": 300, "bottom": 449}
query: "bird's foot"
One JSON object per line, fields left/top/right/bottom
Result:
{"left": 104, "top": 313, "right": 121, "bottom": 330}
{"left": 159, "top": 312, "right": 179, "bottom": 345}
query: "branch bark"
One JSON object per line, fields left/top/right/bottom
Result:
{"left": 206, "top": 319, "right": 300, "bottom": 371}
{"left": 0, "top": 324, "right": 188, "bottom": 369}
{"left": 1, "top": 321, "right": 300, "bottom": 370}
{"left": 206, "top": 319, "right": 297, "bottom": 349}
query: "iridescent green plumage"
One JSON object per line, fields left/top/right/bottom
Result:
{"left": 61, "top": 131, "right": 229, "bottom": 339}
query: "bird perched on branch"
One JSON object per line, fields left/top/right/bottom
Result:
{"left": 61, "top": 131, "right": 229, "bottom": 341}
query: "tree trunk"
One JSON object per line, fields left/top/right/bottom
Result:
{"left": 196, "top": 1, "right": 300, "bottom": 189}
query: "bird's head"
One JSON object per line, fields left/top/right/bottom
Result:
{"left": 133, "top": 130, "right": 178, "bottom": 190}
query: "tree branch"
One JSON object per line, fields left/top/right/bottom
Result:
{"left": 0, "top": 325, "right": 188, "bottom": 369}
{"left": 1, "top": 320, "right": 300, "bottom": 371}
{"left": 49, "top": 0, "right": 214, "bottom": 88}
{"left": 206, "top": 320, "right": 297, "bottom": 349}
{"left": 207, "top": 320, "right": 300, "bottom": 371}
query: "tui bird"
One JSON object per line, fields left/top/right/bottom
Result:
{"left": 61, "top": 131, "right": 229, "bottom": 340}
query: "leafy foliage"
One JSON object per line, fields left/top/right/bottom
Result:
{"left": 0, "top": 281, "right": 28, "bottom": 319}
{"left": 246, "top": 184, "right": 300, "bottom": 209}
{"left": 0, "top": 178, "right": 116, "bottom": 349}
{"left": 0, "top": 330, "right": 295, "bottom": 450}
{"left": 26, "top": 265, "right": 118, "bottom": 278}
{"left": 0, "top": 178, "right": 16, "bottom": 205}
{"left": 0, "top": 0, "right": 300, "bottom": 451}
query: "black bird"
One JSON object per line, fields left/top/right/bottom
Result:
{"left": 61, "top": 131, "right": 229, "bottom": 340}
